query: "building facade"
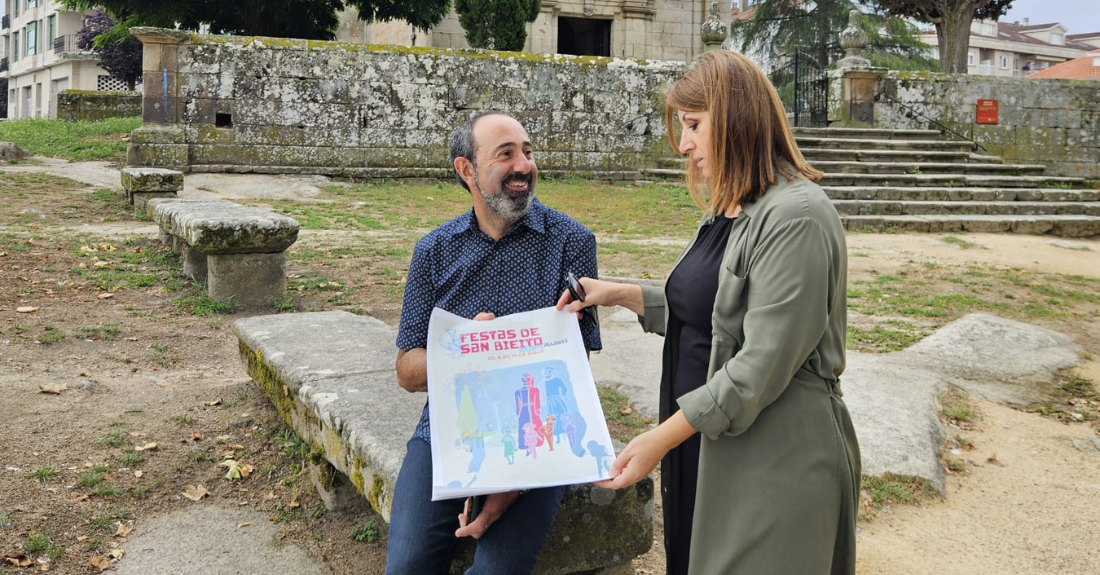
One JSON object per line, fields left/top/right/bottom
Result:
{"left": 340, "top": 0, "right": 707, "bottom": 61}
{"left": 1, "top": 0, "right": 112, "bottom": 119}
{"left": 923, "top": 18, "right": 1096, "bottom": 77}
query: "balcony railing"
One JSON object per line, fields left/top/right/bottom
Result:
{"left": 52, "top": 34, "right": 90, "bottom": 54}
{"left": 2, "top": 15, "right": 10, "bottom": 30}
{"left": 0, "top": 57, "right": 8, "bottom": 73}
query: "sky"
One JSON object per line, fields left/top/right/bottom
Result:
{"left": 1003, "top": 0, "right": 1100, "bottom": 35}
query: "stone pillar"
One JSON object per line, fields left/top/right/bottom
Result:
{"left": 127, "top": 27, "right": 191, "bottom": 169}
{"left": 700, "top": 2, "right": 728, "bottom": 52}
{"left": 207, "top": 252, "right": 287, "bottom": 306}
{"left": 830, "top": 11, "right": 886, "bottom": 127}
{"left": 621, "top": 1, "right": 657, "bottom": 59}
{"left": 182, "top": 245, "right": 208, "bottom": 281}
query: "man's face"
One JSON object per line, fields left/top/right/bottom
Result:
{"left": 469, "top": 115, "right": 537, "bottom": 222}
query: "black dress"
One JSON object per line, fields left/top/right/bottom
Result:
{"left": 661, "top": 214, "right": 735, "bottom": 575}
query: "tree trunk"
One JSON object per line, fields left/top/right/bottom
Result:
{"left": 935, "top": 2, "right": 977, "bottom": 74}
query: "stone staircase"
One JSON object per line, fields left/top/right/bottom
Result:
{"left": 647, "top": 127, "right": 1100, "bottom": 237}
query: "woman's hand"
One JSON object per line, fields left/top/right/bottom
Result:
{"left": 595, "top": 411, "right": 697, "bottom": 490}
{"left": 455, "top": 490, "right": 521, "bottom": 539}
{"left": 555, "top": 278, "right": 644, "bottom": 317}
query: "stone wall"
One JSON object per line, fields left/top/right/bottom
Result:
{"left": 127, "top": 27, "right": 687, "bottom": 179}
{"left": 874, "top": 72, "right": 1100, "bottom": 179}
{"left": 57, "top": 90, "right": 142, "bottom": 122}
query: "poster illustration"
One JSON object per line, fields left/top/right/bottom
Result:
{"left": 426, "top": 306, "right": 616, "bottom": 501}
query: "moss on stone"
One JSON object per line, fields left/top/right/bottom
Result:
{"left": 367, "top": 474, "right": 385, "bottom": 512}
{"left": 238, "top": 341, "right": 295, "bottom": 426}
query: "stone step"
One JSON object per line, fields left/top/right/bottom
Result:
{"left": 823, "top": 186, "right": 1100, "bottom": 202}
{"left": 833, "top": 200, "right": 1100, "bottom": 217}
{"left": 810, "top": 161, "right": 1045, "bottom": 176}
{"left": 796, "top": 136, "right": 975, "bottom": 152}
{"left": 792, "top": 127, "right": 943, "bottom": 140}
{"left": 820, "top": 173, "right": 1086, "bottom": 189}
{"left": 841, "top": 215, "right": 1100, "bottom": 237}
{"left": 801, "top": 148, "right": 976, "bottom": 164}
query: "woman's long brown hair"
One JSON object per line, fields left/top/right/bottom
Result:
{"left": 665, "top": 50, "right": 822, "bottom": 216}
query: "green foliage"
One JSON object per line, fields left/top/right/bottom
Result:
{"left": 456, "top": 0, "right": 541, "bottom": 51}
{"left": 29, "top": 466, "right": 61, "bottom": 481}
{"left": 23, "top": 532, "right": 65, "bottom": 560}
{"left": 348, "top": 520, "right": 386, "bottom": 542}
{"left": 175, "top": 294, "right": 237, "bottom": 316}
{"left": 61, "top": 0, "right": 453, "bottom": 41}
{"left": 0, "top": 117, "right": 140, "bottom": 161}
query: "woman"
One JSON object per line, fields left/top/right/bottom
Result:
{"left": 557, "top": 50, "right": 860, "bottom": 575}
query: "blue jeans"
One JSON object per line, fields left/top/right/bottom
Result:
{"left": 384, "top": 438, "right": 565, "bottom": 575}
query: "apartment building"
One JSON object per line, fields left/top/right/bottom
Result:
{"left": 924, "top": 18, "right": 1096, "bottom": 77}
{"left": 1, "top": 0, "right": 115, "bottom": 119}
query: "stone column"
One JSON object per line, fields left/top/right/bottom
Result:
{"left": 621, "top": 1, "right": 657, "bottom": 59}
{"left": 126, "top": 27, "right": 191, "bottom": 169}
{"left": 700, "top": 2, "right": 728, "bottom": 52}
{"left": 830, "top": 11, "right": 886, "bottom": 127}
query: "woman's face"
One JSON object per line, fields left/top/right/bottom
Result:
{"left": 677, "top": 109, "right": 713, "bottom": 180}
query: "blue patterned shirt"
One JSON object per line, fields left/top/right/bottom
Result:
{"left": 396, "top": 198, "right": 602, "bottom": 442}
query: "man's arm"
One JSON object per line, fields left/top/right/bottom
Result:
{"left": 395, "top": 348, "right": 427, "bottom": 393}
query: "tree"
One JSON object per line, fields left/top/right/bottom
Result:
{"left": 731, "top": 0, "right": 933, "bottom": 70}
{"left": 455, "top": 0, "right": 541, "bottom": 51}
{"left": 874, "top": 0, "right": 1014, "bottom": 73}
{"left": 60, "top": 0, "right": 453, "bottom": 43}
{"left": 77, "top": 8, "right": 143, "bottom": 90}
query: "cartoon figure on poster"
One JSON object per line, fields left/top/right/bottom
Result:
{"left": 443, "top": 359, "right": 609, "bottom": 488}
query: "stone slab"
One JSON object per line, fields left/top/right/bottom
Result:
{"left": 208, "top": 251, "right": 286, "bottom": 306}
{"left": 147, "top": 197, "right": 299, "bottom": 254}
{"left": 233, "top": 311, "right": 654, "bottom": 575}
{"left": 121, "top": 167, "right": 184, "bottom": 196}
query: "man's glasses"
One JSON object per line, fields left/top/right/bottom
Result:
{"left": 567, "top": 272, "right": 597, "bottom": 323}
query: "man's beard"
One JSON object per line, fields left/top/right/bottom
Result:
{"left": 476, "top": 170, "right": 534, "bottom": 223}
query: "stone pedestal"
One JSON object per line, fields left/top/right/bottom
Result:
{"left": 830, "top": 67, "right": 887, "bottom": 127}
{"left": 208, "top": 252, "right": 287, "bottom": 306}
{"left": 182, "top": 245, "right": 208, "bottom": 280}
{"left": 133, "top": 191, "right": 180, "bottom": 214}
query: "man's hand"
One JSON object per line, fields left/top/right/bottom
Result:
{"left": 454, "top": 490, "right": 521, "bottom": 539}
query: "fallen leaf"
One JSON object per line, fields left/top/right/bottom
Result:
{"left": 133, "top": 442, "right": 159, "bottom": 452}
{"left": 16, "top": 306, "right": 40, "bottom": 313}
{"left": 114, "top": 523, "right": 133, "bottom": 537}
{"left": 287, "top": 499, "right": 300, "bottom": 508}
{"left": 238, "top": 522, "right": 250, "bottom": 528}
{"left": 180, "top": 433, "right": 203, "bottom": 443}
{"left": 97, "top": 293, "right": 114, "bottom": 299}
{"left": 4, "top": 553, "right": 32, "bottom": 567}
{"left": 987, "top": 453, "right": 1005, "bottom": 467}
{"left": 263, "top": 491, "right": 276, "bottom": 501}
{"left": 220, "top": 459, "right": 254, "bottom": 481}
{"left": 74, "top": 493, "right": 90, "bottom": 503}
{"left": 205, "top": 399, "right": 222, "bottom": 406}
{"left": 89, "top": 555, "right": 110, "bottom": 572}
{"left": 182, "top": 484, "right": 209, "bottom": 501}
{"left": 618, "top": 405, "right": 633, "bottom": 416}
{"left": 77, "top": 536, "right": 90, "bottom": 542}
{"left": 125, "top": 337, "right": 138, "bottom": 341}
{"left": 39, "top": 384, "right": 68, "bottom": 395}
{"left": 133, "top": 470, "right": 143, "bottom": 478}
{"left": 107, "top": 549, "right": 124, "bottom": 560}
{"left": 93, "top": 261, "right": 110, "bottom": 268}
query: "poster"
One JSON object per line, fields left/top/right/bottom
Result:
{"left": 426, "top": 306, "right": 616, "bottom": 501}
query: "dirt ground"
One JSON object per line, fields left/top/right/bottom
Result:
{"left": 1, "top": 164, "right": 1098, "bottom": 574}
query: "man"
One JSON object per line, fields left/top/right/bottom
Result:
{"left": 385, "top": 111, "right": 602, "bottom": 575}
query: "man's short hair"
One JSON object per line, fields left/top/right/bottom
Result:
{"left": 449, "top": 110, "right": 509, "bottom": 192}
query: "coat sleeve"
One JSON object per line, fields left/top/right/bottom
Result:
{"left": 638, "top": 284, "right": 667, "bottom": 336}
{"left": 677, "top": 216, "right": 834, "bottom": 440}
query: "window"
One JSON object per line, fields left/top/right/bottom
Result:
{"left": 1050, "top": 33, "right": 1063, "bottom": 45}
{"left": 999, "top": 55, "right": 1008, "bottom": 69}
{"left": 14, "top": 0, "right": 19, "bottom": 16}
{"left": 982, "top": 22, "right": 995, "bottom": 36}
{"left": 26, "top": 21, "right": 37, "bottom": 56}
{"left": 968, "top": 52, "right": 975, "bottom": 66}
{"left": 47, "top": 14, "right": 55, "bottom": 46}
{"left": 28, "top": 0, "right": 40, "bottom": 7}
{"left": 12, "top": 31, "right": 18, "bottom": 62}
{"left": 558, "top": 17, "right": 611, "bottom": 57}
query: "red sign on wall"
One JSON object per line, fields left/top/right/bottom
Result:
{"left": 976, "top": 99, "right": 998, "bottom": 124}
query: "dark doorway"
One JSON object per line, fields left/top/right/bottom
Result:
{"left": 558, "top": 17, "right": 611, "bottom": 57}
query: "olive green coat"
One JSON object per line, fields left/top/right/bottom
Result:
{"left": 639, "top": 175, "right": 861, "bottom": 575}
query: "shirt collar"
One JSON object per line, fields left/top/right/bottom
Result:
{"left": 454, "top": 197, "right": 549, "bottom": 237}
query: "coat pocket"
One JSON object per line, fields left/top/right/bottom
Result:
{"left": 712, "top": 268, "right": 747, "bottom": 343}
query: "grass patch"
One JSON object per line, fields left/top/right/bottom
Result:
{"left": 347, "top": 520, "right": 386, "bottom": 543}
{"left": 29, "top": 465, "right": 61, "bottom": 481}
{"left": 116, "top": 449, "right": 145, "bottom": 467}
{"left": 846, "top": 324, "right": 923, "bottom": 353}
{"left": 597, "top": 385, "right": 653, "bottom": 443}
{"left": 23, "top": 531, "right": 65, "bottom": 560}
{"left": 940, "top": 235, "right": 976, "bottom": 249}
{"left": 859, "top": 473, "right": 938, "bottom": 520}
{"left": 37, "top": 326, "right": 66, "bottom": 345}
{"left": 0, "top": 117, "right": 141, "bottom": 161}
{"left": 95, "top": 428, "right": 127, "bottom": 448}
{"left": 79, "top": 471, "right": 106, "bottom": 489}
{"left": 175, "top": 294, "right": 237, "bottom": 316}
{"left": 76, "top": 323, "right": 121, "bottom": 341}
{"left": 940, "top": 388, "right": 974, "bottom": 425}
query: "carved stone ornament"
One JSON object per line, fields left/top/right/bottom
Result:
{"left": 838, "top": 10, "right": 869, "bottom": 56}
{"left": 700, "top": 1, "right": 728, "bottom": 50}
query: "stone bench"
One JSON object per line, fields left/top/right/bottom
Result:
{"left": 120, "top": 167, "right": 184, "bottom": 214}
{"left": 147, "top": 198, "right": 299, "bottom": 306}
{"left": 233, "top": 311, "right": 653, "bottom": 575}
